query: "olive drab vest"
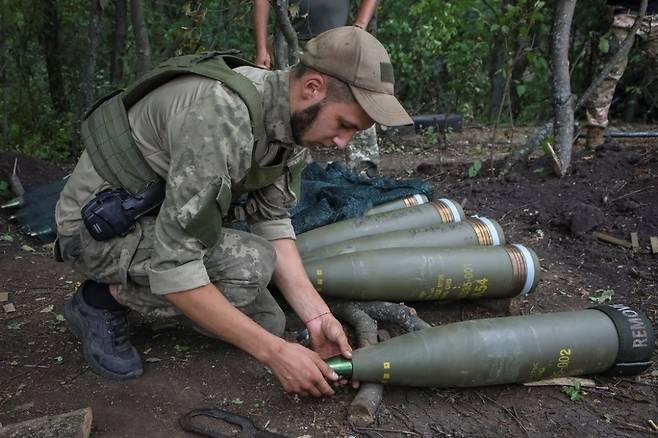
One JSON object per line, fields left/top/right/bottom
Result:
{"left": 81, "top": 51, "right": 304, "bottom": 200}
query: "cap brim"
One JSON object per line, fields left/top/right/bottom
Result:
{"left": 350, "top": 86, "right": 414, "bottom": 127}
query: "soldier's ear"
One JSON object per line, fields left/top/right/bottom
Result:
{"left": 301, "top": 73, "right": 327, "bottom": 102}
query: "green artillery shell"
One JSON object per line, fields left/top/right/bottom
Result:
{"left": 302, "top": 217, "right": 505, "bottom": 261}
{"left": 1, "top": 196, "right": 24, "bottom": 209}
{"left": 304, "top": 244, "right": 539, "bottom": 301}
{"left": 328, "top": 304, "right": 655, "bottom": 386}
{"left": 365, "top": 194, "right": 429, "bottom": 216}
{"left": 297, "top": 199, "right": 464, "bottom": 255}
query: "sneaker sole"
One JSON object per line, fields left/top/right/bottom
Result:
{"left": 64, "top": 299, "right": 143, "bottom": 380}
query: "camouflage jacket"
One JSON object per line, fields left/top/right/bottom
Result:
{"left": 56, "top": 67, "right": 305, "bottom": 294}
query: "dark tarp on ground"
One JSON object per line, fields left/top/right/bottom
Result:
{"left": 9, "top": 161, "right": 433, "bottom": 242}
{"left": 287, "top": 161, "right": 433, "bottom": 234}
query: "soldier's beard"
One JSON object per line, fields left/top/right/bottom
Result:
{"left": 291, "top": 99, "right": 325, "bottom": 145}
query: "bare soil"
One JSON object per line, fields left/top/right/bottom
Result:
{"left": 1, "top": 127, "right": 657, "bottom": 437}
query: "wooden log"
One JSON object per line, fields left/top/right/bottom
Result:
{"left": 593, "top": 231, "right": 632, "bottom": 248}
{"left": 650, "top": 236, "right": 658, "bottom": 255}
{"left": 0, "top": 407, "right": 92, "bottom": 438}
{"left": 631, "top": 232, "right": 639, "bottom": 251}
{"left": 347, "top": 330, "right": 391, "bottom": 428}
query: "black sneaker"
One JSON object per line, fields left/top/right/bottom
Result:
{"left": 64, "top": 285, "right": 143, "bottom": 380}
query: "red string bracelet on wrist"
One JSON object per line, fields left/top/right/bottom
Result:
{"left": 304, "top": 311, "right": 330, "bottom": 325}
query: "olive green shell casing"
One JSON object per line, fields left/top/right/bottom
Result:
{"left": 365, "top": 194, "right": 429, "bottom": 216}
{"left": 296, "top": 199, "right": 465, "bottom": 255}
{"left": 302, "top": 217, "right": 505, "bottom": 261}
{"left": 304, "top": 244, "right": 539, "bottom": 301}
{"left": 341, "top": 306, "right": 654, "bottom": 386}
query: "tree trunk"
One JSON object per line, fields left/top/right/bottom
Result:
{"left": 366, "top": 6, "right": 378, "bottom": 36}
{"left": 131, "top": 0, "right": 151, "bottom": 77}
{"left": 551, "top": 0, "right": 576, "bottom": 176}
{"left": 33, "top": 0, "right": 68, "bottom": 113}
{"left": 83, "top": 0, "right": 104, "bottom": 110}
{"left": 110, "top": 0, "right": 128, "bottom": 86}
{"left": 501, "top": 0, "right": 648, "bottom": 177}
{"left": 1, "top": 8, "right": 7, "bottom": 145}
{"left": 489, "top": 34, "right": 506, "bottom": 121}
{"left": 272, "top": 0, "right": 299, "bottom": 69}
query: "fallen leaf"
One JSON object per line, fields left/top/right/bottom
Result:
{"left": 21, "top": 245, "right": 36, "bottom": 252}
{"left": 145, "top": 357, "right": 161, "bottom": 363}
{"left": 3, "top": 303, "right": 16, "bottom": 313}
{"left": 231, "top": 398, "right": 244, "bottom": 405}
{"left": 39, "top": 304, "right": 54, "bottom": 313}
{"left": 7, "top": 321, "right": 23, "bottom": 330}
{"left": 0, "top": 292, "right": 8, "bottom": 302}
{"left": 589, "top": 289, "right": 614, "bottom": 304}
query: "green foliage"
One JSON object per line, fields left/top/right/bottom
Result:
{"left": 1, "top": 0, "right": 641, "bottom": 163}
{"left": 598, "top": 36, "right": 610, "bottom": 54}
{"left": 562, "top": 382, "right": 583, "bottom": 401}
{"left": 468, "top": 159, "right": 482, "bottom": 177}
{"left": 589, "top": 289, "right": 614, "bottom": 304}
{"left": 422, "top": 127, "right": 439, "bottom": 145}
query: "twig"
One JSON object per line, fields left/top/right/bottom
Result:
{"left": 10, "top": 158, "right": 26, "bottom": 197}
{"left": 608, "top": 186, "right": 655, "bottom": 204}
{"left": 499, "top": 203, "right": 532, "bottom": 221}
{"left": 476, "top": 391, "right": 530, "bottom": 437}
{"left": 352, "top": 426, "right": 421, "bottom": 436}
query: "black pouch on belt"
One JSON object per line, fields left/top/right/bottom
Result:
{"left": 81, "top": 180, "right": 166, "bottom": 241}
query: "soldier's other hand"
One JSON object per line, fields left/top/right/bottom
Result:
{"left": 267, "top": 339, "right": 338, "bottom": 397}
{"left": 306, "top": 312, "right": 352, "bottom": 361}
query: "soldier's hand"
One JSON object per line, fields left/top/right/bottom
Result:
{"left": 266, "top": 340, "right": 338, "bottom": 397}
{"left": 306, "top": 312, "right": 352, "bottom": 360}
{"left": 307, "top": 313, "right": 360, "bottom": 388}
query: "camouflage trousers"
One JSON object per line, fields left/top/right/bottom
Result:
{"left": 57, "top": 217, "right": 285, "bottom": 336}
{"left": 346, "top": 125, "right": 379, "bottom": 170}
{"left": 586, "top": 12, "right": 658, "bottom": 128}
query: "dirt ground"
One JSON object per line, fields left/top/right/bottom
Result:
{"left": 1, "top": 126, "right": 657, "bottom": 437}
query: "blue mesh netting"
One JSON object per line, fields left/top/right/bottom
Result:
{"left": 288, "top": 161, "right": 433, "bottom": 234}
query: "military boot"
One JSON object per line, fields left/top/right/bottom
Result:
{"left": 64, "top": 282, "right": 143, "bottom": 380}
{"left": 586, "top": 126, "right": 606, "bottom": 149}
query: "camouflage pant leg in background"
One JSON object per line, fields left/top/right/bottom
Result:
{"left": 58, "top": 217, "right": 285, "bottom": 336}
{"left": 345, "top": 124, "right": 379, "bottom": 169}
{"left": 586, "top": 13, "right": 658, "bottom": 128}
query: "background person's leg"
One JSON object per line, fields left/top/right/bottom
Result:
{"left": 345, "top": 125, "right": 379, "bottom": 175}
{"left": 585, "top": 23, "right": 633, "bottom": 147}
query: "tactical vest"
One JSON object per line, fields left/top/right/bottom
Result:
{"left": 81, "top": 51, "right": 304, "bottom": 198}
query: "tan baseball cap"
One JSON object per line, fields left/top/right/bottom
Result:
{"left": 300, "top": 26, "right": 414, "bottom": 127}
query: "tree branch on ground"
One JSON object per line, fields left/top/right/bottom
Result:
{"left": 329, "top": 301, "right": 430, "bottom": 426}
